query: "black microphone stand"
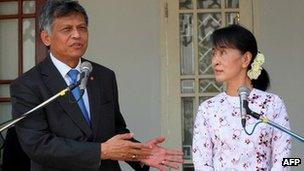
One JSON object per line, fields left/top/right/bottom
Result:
{"left": 0, "top": 82, "right": 79, "bottom": 133}
{"left": 244, "top": 101, "right": 304, "bottom": 143}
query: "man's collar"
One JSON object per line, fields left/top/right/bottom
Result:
{"left": 49, "top": 53, "right": 81, "bottom": 78}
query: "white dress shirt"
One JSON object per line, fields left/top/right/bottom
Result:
{"left": 50, "top": 53, "right": 91, "bottom": 119}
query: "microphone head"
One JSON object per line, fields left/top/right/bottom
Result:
{"left": 79, "top": 61, "right": 92, "bottom": 90}
{"left": 238, "top": 86, "right": 250, "bottom": 128}
{"left": 80, "top": 61, "right": 92, "bottom": 73}
{"left": 238, "top": 86, "right": 250, "bottom": 97}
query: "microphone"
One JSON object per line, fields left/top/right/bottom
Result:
{"left": 79, "top": 61, "right": 93, "bottom": 91}
{"left": 238, "top": 86, "right": 250, "bottom": 128}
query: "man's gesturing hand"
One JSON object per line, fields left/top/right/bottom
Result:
{"left": 100, "top": 133, "right": 152, "bottom": 161}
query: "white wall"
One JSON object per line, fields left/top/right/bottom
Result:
{"left": 79, "top": 1, "right": 161, "bottom": 170}
{"left": 256, "top": 0, "right": 304, "bottom": 170}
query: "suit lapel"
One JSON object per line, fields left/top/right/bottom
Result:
{"left": 86, "top": 66, "right": 103, "bottom": 134}
{"left": 40, "top": 57, "right": 92, "bottom": 136}
{"left": 85, "top": 62, "right": 114, "bottom": 140}
{"left": 87, "top": 67, "right": 109, "bottom": 136}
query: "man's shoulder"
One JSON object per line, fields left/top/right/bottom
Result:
{"left": 11, "top": 56, "right": 53, "bottom": 88}
{"left": 14, "top": 64, "right": 41, "bottom": 83}
{"left": 83, "top": 59, "right": 115, "bottom": 76}
{"left": 11, "top": 69, "right": 41, "bottom": 94}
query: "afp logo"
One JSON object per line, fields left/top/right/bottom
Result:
{"left": 282, "top": 158, "right": 301, "bottom": 166}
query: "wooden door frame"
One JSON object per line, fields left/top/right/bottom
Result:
{"left": 35, "top": 0, "right": 48, "bottom": 64}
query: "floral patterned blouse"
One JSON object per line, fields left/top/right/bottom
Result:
{"left": 192, "top": 88, "right": 291, "bottom": 171}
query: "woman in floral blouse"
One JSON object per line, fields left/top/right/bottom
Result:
{"left": 192, "top": 24, "right": 291, "bottom": 171}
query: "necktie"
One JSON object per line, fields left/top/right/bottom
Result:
{"left": 68, "top": 69, "right": 91, "bottom": 126}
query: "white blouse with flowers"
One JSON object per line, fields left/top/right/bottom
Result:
{"left": 192, "top": 88, "right": 291, "bottom": 171}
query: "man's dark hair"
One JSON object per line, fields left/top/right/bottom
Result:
{"left": 39, "top": 0, "right": 88, "bottom": 34}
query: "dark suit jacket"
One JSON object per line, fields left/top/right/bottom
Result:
{"left": 2, "top": 127, "right": 30, "bottom": 171}
{"left": 10, "top": 56, "right": 148, "bottom": 171}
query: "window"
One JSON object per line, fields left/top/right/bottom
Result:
{"left": 0, "top": 0, "right": 46, "bottom": 131}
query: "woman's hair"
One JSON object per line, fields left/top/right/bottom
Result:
{"left": 210, "top": 24, "right": 270, "bottom": 91}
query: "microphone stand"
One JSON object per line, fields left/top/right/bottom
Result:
{"left": 0, "top": 82, "right": 79, "bottom": 133}
{"left": 244, "top": 101, "right": 304, "bottom": 143}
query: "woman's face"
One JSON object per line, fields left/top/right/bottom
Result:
{"left": 211, "top": 45, "right": 249, "bottom": 84}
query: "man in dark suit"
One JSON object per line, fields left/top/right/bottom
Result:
{"left": 10, "top": 0, "right": 183, "bottom": 170}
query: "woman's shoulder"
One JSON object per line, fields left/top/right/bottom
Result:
{"left": 252, "top": 88, "right": 282, "bottom": 100}
{"left": 251, "top": 88, "right": 285, "bottom": 106}
{"left": 199, "top": 92, "right": 226, "bottom": 109}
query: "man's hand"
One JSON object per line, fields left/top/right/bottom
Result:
{"left": 141, "top": 136, "right": 184, "bottom": 171}
{"left": 100, "top": 133, "right": 152, "bottom": 161}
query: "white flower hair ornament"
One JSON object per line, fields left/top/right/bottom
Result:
{"left": 247, "top": 52, "right": 265, "bottom": 80}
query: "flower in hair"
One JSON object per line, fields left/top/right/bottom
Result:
{"left": 247, "top": 52, "right": 265, "bottom": 80}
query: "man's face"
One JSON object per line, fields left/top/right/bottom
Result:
{"left": 41, "top": 12, "right": 88, "bottom": 64}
